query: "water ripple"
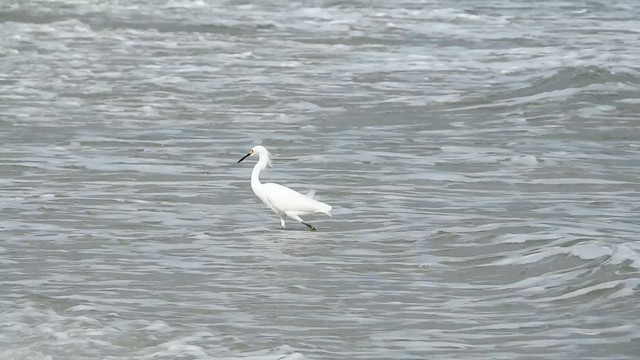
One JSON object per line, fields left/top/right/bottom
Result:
{"left": 2, "top": 0, "right": 640, "bottom": 359}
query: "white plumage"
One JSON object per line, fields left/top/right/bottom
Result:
{"left": 237, "top": 145, "right": 332, "bottom": 231}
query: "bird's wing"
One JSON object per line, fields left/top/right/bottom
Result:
{"left": 305, "top": 189, "right": 316, "bottom": 199}
{"left": 264, "top": 183, "right": 331, "bottom": 215}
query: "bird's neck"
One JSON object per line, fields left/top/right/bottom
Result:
{"left": 251, "top": 155, "right": 269, "bottom": 193}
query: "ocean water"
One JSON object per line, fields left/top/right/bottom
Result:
{"left": 1, "top": 0, "right": 639, "bottom": 359}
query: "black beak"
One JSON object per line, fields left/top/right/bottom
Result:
{"left": 237, "top": 153, "right": 251, "bottom": 163}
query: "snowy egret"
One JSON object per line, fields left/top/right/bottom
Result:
{"left": 237, "top": 145, "right": 332, "bottom": 231}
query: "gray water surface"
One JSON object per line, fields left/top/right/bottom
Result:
{"left": 1, "top": 1, "right": 640, "bottom": 359}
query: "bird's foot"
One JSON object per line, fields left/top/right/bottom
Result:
{"left": 302, "top": 221, "right": 317, "bottom": 231}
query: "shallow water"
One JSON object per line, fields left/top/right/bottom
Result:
{"left": 1, "top": 1, "right": 640, "bottom": 359}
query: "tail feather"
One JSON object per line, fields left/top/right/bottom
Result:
{"left": 320, "top": 202, "right": 332, "bottom": 217}
{"left": 305, "top": 189, "right": 331, "bottom": 216}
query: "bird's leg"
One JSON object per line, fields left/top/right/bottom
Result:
{"left": 286, "top": 213, "right": 317, "bottom": 231}
{"left": 280, "top": 218, "right": 286, "bottom": 230}
{"left": 302, "top": 221, "right": 317, "bottom": 231}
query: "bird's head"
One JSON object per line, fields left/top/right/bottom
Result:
{"left": 237, "top": 145, "right": 272, "bottom": 166}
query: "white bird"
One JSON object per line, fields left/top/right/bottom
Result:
{"left": 237, "top": 145, "right": 332, "bottom": 231}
